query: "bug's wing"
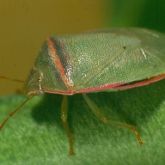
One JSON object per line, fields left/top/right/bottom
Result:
{"left": 59, "top": 28, "right": 165, "bottom": 91}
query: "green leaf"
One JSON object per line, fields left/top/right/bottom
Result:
{"left": 0, "top": 79, "right": 165, "bottom": 164}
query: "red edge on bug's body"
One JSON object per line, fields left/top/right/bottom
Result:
{"left": 47, "top": 38, "right": 73, "bottom": 89}
{"left": 42, "top": 82, "right": 122, "bottom": 95}
{"left": 38, "top": 73, "right": 165, "bottom": 95}
{"left": 114, "top": 73, "right": 165, "bottom": 90}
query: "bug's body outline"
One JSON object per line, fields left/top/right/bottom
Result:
{"left": 26, "top": 28, "right": 165, "bottom": 96}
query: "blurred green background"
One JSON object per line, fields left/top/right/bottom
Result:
{"left": 0, "top": 0, "right": 165, "bottom": 94}
{"left": 0, "top": 1, "right": 165, "bottom": 164}
{"left": 106, "top": 0, "right": 165, "bottom": 31}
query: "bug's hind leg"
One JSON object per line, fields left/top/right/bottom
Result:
{"left": 61, "top": 96, "right": 74, "bottom": 155}
{"left": 82, "top": 94, "right": 144, "bottom": 145}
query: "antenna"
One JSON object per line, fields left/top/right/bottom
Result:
{"left": 0, "top": 75, "right": 24, "bottom": 83}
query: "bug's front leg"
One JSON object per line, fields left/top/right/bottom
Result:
{"left": 82, "top": 94, "right": 144, "bottom": 145}
{"left": 0, "top": 95, "right": 34, "bottom": 130}
{"left": 61, "top": 96, "right": 74, "bottom": 155}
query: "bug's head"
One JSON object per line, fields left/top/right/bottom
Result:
{"left": 24, "top": 67, "right": 43, "bottom": 95}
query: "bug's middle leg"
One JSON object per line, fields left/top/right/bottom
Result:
{"left": 82, "top": 94, "right": 144, "bottom": 145}
{"left": 61, "top": 96, "right": 74, "bottom": 155}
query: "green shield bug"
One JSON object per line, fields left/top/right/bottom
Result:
{"left": 1, "top": 28, "right": 165, "bottom": 155}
